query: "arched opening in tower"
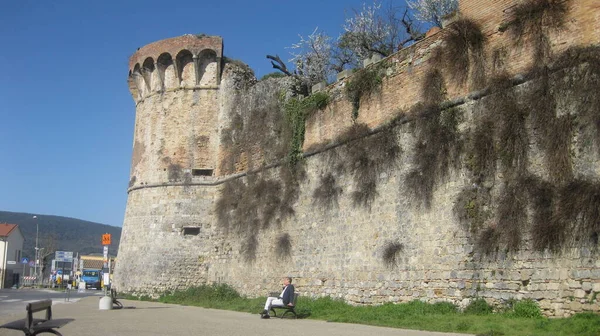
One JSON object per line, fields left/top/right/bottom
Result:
{"left": 197, "top": 49, "right": 218, "bottom": 86}
{"left": 176, "top": 49, "right": 194, "bottom": 87}
{"left": 132, "top": 63, "right": 146, "bottom": 98}
{"left": 157, "top": 53, "right": 176, "bottom": 90}
{"left": 142, "top": 57, "right": 157, "bottom": 92}
{"left": 127, "top": 70, "right": 140, "bottom": 101}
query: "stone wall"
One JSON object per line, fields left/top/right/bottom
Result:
{"left": 114, "top": 0, "right": 600, "bottom": 317}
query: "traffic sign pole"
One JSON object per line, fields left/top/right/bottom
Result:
{"left": 20, "top": 257, "right": 30, "bottom": 288}
{"left": 101, "top": 234, "right": 111, "bottom": 295}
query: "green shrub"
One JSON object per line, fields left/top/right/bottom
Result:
{"left": 260, "top": 72, "right": 286, "bottom": 80}
{"left": 138, "top": 295, "right": 153, "bottom": 301}
{"left": 160, "top": 283, "right": 241, "bottom": 303}
{"left": 345, "top": 66, "right": 383, "bottom": 119}
{"left": 465, "top": 298, "right": 493, "bottom": 315}
{"left": 431, "top": 301, "right": 459, "bottom": 314}
{"left": 510, "top": 299, "right": 542, "bottom": 318}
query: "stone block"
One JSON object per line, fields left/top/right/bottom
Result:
{"left": 336, "top": 69, "right": 352, "bottom": 81}
{"left": 569, "top": 301, "right": 583, "bottom": 311}
{"left": 574, "top": 289, "right": 586, "bottom": 298}
{"left": 494, "top": 282, "right": 507, "bottom": 290}
{"left": 311, "top": 81, "right": 327, "bottom": 93}
{"left": 371, "top": 54, "right": 383, "bottom": 64}
{"left": 547, "top": 283, "right": 560, "bottom": 290}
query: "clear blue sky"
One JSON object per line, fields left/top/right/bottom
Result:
{"left": 0, "top": 0, "right": 410, "bottom": 227}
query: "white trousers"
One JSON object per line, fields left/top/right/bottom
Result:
{"left": 264, "top": 296, "right": 284, "bottom": 310}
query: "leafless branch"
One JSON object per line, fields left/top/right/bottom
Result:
{"left": 267, "top": 54, "right": 293, "bottom": 76}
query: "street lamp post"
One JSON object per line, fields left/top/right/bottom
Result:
{"left": 33, "top": 216, "right": 38, "bottom": 286}
{"left": 38, "top": 248, "right": 44, "bottom": 284}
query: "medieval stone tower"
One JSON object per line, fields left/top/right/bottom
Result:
{"left": 114, "top": 35, "right": 226, "bottom": 290}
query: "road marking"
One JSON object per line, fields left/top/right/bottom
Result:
{"left": 1, "top": 299, "right": 21, "bottom": 303}
{"left": 53, "top": 299, "right": 81, "bottom": 305}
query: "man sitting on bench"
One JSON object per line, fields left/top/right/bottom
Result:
{"left": 261, "top": 277, "right": 294, "bottom": 319}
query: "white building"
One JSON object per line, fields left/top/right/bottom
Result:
{"left": 0, "top": 223, "right": 24, "bottom": 288}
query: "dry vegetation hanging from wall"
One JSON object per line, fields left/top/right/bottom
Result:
{"left": 405, "top": 70, "right": 463, "bottom": 208}
{"left": 275, "top": 233, "right": 293, "bottom": 260}
{"left": 217, "top": 77, "right": 328, "bottom": 262}
{"left": 436, "top": 18, "right": 486, "bottom": 90}
{"left": 311, "top": 122, "right": 401, "bottom": 210}
{"left": 219, "top": 81, "right": 290, "bottom": 174}
{"left": 446, "top": 0, "right": 600, "bottom": 255}
{"left": 505, "top": 0, "right": 569, "bottom": 62}
{"left": 552, "top": 47, "right": 600, "bottom": 157}
{"left": 382, "top": 241, "right": 404, "bottom": 268}
{"left": 312, "top": 173, "right": 343, "bottom": 211}
{"left": 216, "top": 164, "right": 305, "bottom": 262}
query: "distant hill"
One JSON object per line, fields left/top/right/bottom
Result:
{"left": 0, "top": 211, "right": 121, "bottom": 260}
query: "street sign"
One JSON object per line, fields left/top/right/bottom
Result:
{"left": 103, "top": 246, "right": 109, "bottom": 268}
{"left": 28, "top": 261, "right": 35, "bottom": 267}
{"left": 21, "top": 257, "right": 29, "bottom": 264}
{"left": 7, "top": 261, "right": 16, "bottom": 265}
{"left": 102, "top": 233, "right": 111, "bottom": 245}
{"left": 55, "top": 251, "right": 73, "bottom": 262}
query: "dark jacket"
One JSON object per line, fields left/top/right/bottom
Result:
{"left": 281, "top": 284, "right": 295, "bottom": 305}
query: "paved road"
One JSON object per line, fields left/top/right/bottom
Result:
{"left": 0, "top": 288, "right": 102, "bottom": 316}
{"left": 0, "top": 296, "right": 472, "bottom": 336}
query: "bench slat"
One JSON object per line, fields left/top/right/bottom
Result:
{"left": 33, "top": 318, "right": 74, "bottom": 331}
{"left": 0, "top": 318, "right": 46, "bottom": 330}
{"left": 27, "top": 300, "right": 52, "bottom": 313}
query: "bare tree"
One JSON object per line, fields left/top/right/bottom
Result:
{"left": 266, "top": 54, "right": 293, "bottom": 76}
{"left": 288, "top": 27, "right": 334, "bottom": 86}
{"left": 39, "top": 234, "right": 57, "bottom": 260}
{"left": 407, "top": 0, "right": 459, "bottom": 28}
{"left": 38, "top": 234, "right": 57, "bottom": 277}
{"left": 339, "top": 0, "right": 422, "bottom": 61}
{"left": 267, "top": 0, "right": 423, "bottom": 86}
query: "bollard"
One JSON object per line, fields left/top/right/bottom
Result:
{"left": 99, "top": 296, "right": 113, "bottom": 310}
{"left": 64, "top": 287, "right": 71, "bottom": 302}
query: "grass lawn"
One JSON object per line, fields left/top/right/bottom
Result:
{"left": 122, "top": 284, "right": 600, "bottom": 336}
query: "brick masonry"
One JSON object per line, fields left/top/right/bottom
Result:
{"left": 113, "top": 0, "right": 600, "bottom": 317}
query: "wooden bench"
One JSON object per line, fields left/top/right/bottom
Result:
{"left": 269, "top": 293, "right": 299, "bottom": 319}
{"left": 111, "top": 288, "right": 123, "bottom": 309}
{"left": 0, "top": 299, "right": 74, "bottom": 336}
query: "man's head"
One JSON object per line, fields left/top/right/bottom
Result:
{"left": 283, "top": 277, "right": 292, "bottom": 285}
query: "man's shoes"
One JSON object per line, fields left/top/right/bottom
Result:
{"left": 260, "top": 310, "right": 270, "bottom": 319}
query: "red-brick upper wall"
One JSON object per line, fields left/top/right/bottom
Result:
{"left": 460, "top": 0, "right": 517, "bottom": 35}
{"left": 128, "top": 35, "right": 223, "bottom": 72}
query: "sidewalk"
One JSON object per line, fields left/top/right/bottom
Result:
{"left": 0, "top": 297, "right": 471, "bottom": 336}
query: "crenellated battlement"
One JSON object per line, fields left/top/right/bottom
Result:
{"left": 127, "top": 34, "right": 223, "bottom": 103}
